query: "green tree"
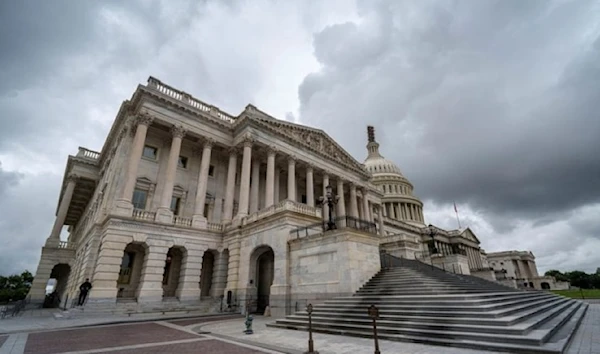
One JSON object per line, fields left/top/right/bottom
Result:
{"left": 0, "top": 270, "right": 33, "bottom": 303}
{"left": 545, "top": 269, "right": 569, "bottom": 282}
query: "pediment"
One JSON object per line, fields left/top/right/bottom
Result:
{"left": 248, "top": 114, "right": 369, "bottom": 176}
{"left": 459, "top": 228, "right": 480, "bottom": 244}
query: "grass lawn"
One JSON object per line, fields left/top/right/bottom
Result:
{"left": 551, "top": 289, "right": 600, "bottom": 299}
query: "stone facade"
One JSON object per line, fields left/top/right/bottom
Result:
{"left": 487, "top": 250, "right": 571, "bottom": 290}
{"left": 29, "top": 76, "right": 538, "bottom": 315}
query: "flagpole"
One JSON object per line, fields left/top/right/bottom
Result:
{"left": 454, "top": 202, "right": 462, "bottom": 229}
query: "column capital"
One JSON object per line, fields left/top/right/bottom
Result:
{"left": 202, "top": 137, "right": 215, "bottom": 149}
{"left": 227, "top": 146, "right": 240, "bottom": 156}
{"left": 136, "top": 113, "right": 154, "bottom": 127}
{"left": 171, "top": 125, "right": 187, "bottom": 139}
{"left": 267, "top": 145, "right": 278, "bottom": 157}
{"left": 67, "top": 174, "right": 80, "bottom": 184}
{"left": 287, "top": 154, "right": 297, "bottom": 165}
{"left": 240, "top": 132, "right": 255, "bottom": 148}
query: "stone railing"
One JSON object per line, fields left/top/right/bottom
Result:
{"left": 76, "top": 147, "right": 100, "bottom": 160}
{"left": 132, "top": 209, "right": 156, "bottom": 221}
{"left": 173, "top": 216, "right": 192, "bottom": 228}
{"left": 243, "top": 200, "right": 322, "bottom": 225}
{"left": 207, "top": 222, "right": 223, "bottom": 232}
{"left": 58, "top": 241, "right": 76, "bottom": 250}
{"left": 146, "top": 77, "right": 235, "bottom": 124}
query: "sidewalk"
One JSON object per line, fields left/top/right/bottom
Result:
{"left": 196, "top": 316, "right": 503, "bottom": 354}
{"left": 0, "top": 308, "right": 236, "bottom": 335}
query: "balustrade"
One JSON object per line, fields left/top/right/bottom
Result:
{"left": 76, "top": 147, "right": 100, "bottom": 160}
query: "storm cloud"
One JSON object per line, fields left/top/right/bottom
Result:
{"left": 0, "top": 0, "right": 598, "bottom": 275}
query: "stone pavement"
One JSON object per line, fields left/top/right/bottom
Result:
{"left": 0, "top": 317, "right": 277, "bottom": 354}
{"left": 565, "top": 304, "right": 600, "bottom": 354}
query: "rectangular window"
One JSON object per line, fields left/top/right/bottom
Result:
{"left": 203, "top": 203, "right": 209, "bottom": 218}
{"left": 170, "top": 196, "right": 181, "bottom": 215}
{"left": 143, "top": 145, "right": 158, "bottom": 160}
{"left": 132, "top": 189, "right": 147, "bottom": 209}
{"left": 178, "top": 156, "right": 188, "bottom": 169}
{"left": 208, "top": 165, "right": 215, "bottom": 177}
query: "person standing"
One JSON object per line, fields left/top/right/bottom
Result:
{"left": 78, "top": 278, "right": 93, "bottom": 306}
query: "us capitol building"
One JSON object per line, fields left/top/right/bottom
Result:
{"left": 28, "top": 77, "right": 567, "bottom": 316}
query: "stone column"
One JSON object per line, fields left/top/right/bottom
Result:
{"left": 250, "top": 158, "right": 260, "bottom": 213}
{"left": 222, "top": 148, "right": 238, "bottom": 221}
{"left": 236, "top": 134, "right": 254, "bottom": 219}
{"left": 362, "top": 190, "right": 370, "bottom": 222}
{"left": 349, "top": 183, "right": 359, "bottom": 218}
{"left": 192, "top": 138, "right": 214, "bottom": 228}
{"left": 210, "top": 250, "right": 229, "bottom": 297}
{"left": 155, "top": 125, "right": 186, "bottom": 223}
{"left": 336, "top": 179, "right": 346, "bottom": 227}
{"left": 305, "top": 165, "right": 314, "bottom": 207}
{"left": 115, "top": 114, "right": 153, "bottom": 216}
{"left": 321, "top": 174, "right": 329, "bottom": 222}
{"left": 265, "top": 146, "right": 276, "bottom": 208}
{"left": 137, "top": 244, "right": 170, "bottom": 302}
{"left": 46, "top": 175, "right": 77, "bottom": 245}
{"left": 175, "top": 247, "right": 205, "bottom": 301}
{"left": 287, "top": 156, "right": 296, "bottom": 202}
{"left": 377, "top": 205, "right": 385, "bottom": 236}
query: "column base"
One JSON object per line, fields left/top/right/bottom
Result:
{"left": 155, "top": 208, "right": 174, "bottom": 224}
{"left": 113, "top": 199, "right": 135, "bottom": 217}
{"left": 44, "top": 237, "right": 60, "bottom": 247}
{"left": 191, "top": 215, "right": 208, "bottom": 229}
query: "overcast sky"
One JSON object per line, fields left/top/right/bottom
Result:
{"left": 0, "top": 0, "right": 599, "bottom": 276}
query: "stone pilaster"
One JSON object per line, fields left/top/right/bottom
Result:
{"left": 235, "top": 134, "right": 254, "bottom": 219}
{"left": 137, "top": 244, "right": 170, "bottom": 302}
{"left": 47, "top": 175, "right": 78, "bottom": 245}
{"left": 222, "top": 148, "right": 238, "bottom": 221}
{"left": 192, "top": 138, "right": 214, "bottom": 228}
{"left": 210, "top": 250, "right": 229, "bottom": 297}
{"left": 322, "top": 174, "right": 329, "bottom": 222}
{"left": 306, "top": 164, "right": 314, "bottom": 207}
{"left": 114, "top": 114, "right": 153, "bottom": 216}
{"left": 265, "top": 146, "right": 277, "bottom": 208}
{"left": 88, "top": 235, "right": 130, "bottom": 303}
{"left": 224, "top": 240, "right": 241, "bottom": 302}
{"left": 250, "top": 158, "right": 260, "bottom": 213}
{"left": 155, "top": 125, "right": 186, "bottom": 223}
{"left": 287, "top": 156, "right": 296, "bottom": 202}
{"left": 175, "top": 247, "right": 205, "bottom": 302}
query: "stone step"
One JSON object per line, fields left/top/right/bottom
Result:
{"left": 323, "top": 292, "right": 553, "bottom": 306}
{"left": 290, "top": 297, "right": 569, "bottom": 327}
{"left": 282, "top": 298, "right": 574, "bottom": 335}
{"left": 313, "top": 295, "right": 562, "bottom": 317}
{"left": 268, "top": 303, "right": 588, "bottom": 354}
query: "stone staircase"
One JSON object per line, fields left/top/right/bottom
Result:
{"left": 268, "top": 256, "right": 587, "bottom": 353}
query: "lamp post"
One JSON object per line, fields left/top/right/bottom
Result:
{"left": 368, "top": 305, "right": 381, "bottom": 354}
{"left": 304, "top": 303, "right": 319, "bottom": 354}
{"left": 318, "top": 185, "right": 340, "bottom": 231}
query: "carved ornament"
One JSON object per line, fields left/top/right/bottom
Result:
{"left": 240, "top": 132, "right": 255, "bottom": 148}
{"left": 136, "top": 113, "right": 154, "bottom": 127}
{"left": 171, "top": 125, "right": 187, "bottom": 139}
{"left": 267, "top": 145, "right": 278, "bottom": 157}
{"left": 202, "top": 137, "right": 215, "bottom": 149}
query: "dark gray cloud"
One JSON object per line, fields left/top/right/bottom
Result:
{"left": 298, "top": 0, "right": 600, "bottom": 223}
{"left": 0, "top": 0, "right": 598, "bottom": 275}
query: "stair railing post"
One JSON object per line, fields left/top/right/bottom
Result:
{"left": 368, "top": 305, "right": 381, "bottom": 354}
{"left": 304, "top": 304, "right": 319, "bottom": 354}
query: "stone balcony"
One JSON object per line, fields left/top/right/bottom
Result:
{"left": 129, "top": 200, "right": 322, "bottom": 233}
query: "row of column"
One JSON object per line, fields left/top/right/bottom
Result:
{"left": 119, "top": 117, "right": 388, "bottom": 235}
{"left": 383, "top": 202, "right": 424, "bottom": 222}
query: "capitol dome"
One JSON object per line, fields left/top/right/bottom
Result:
{"left": 363, "top": 126, "right": 425, "bottom": 227}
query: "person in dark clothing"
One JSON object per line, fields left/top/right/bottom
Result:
{"left": 78, "top": 278, "right": 93, "bottom": 306}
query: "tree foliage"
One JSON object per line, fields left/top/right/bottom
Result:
{"left": 544, "top": 269, "right": 600, "bottom": 289}
{"left": 0, "top": 270, "right": 33, "bottom": 303}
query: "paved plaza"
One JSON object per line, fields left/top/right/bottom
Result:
{"left": 0, "top": 305, "right": 598, "bottom": 354}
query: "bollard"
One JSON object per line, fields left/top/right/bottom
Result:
{"left": 243, "top": 299, "right": 254, "bottom": 334}
{"left": 368, "top": 305, "right": 381, "bottom": 354}
{"left": 304, "top": 304, "right": 319, "bottom": 354}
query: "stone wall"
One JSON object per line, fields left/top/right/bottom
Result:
{"left": 288, "top": 229, "right": 381, "bottom": 312}
{"left": 471, "top": 269, "right": 496, "bottom": 281}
